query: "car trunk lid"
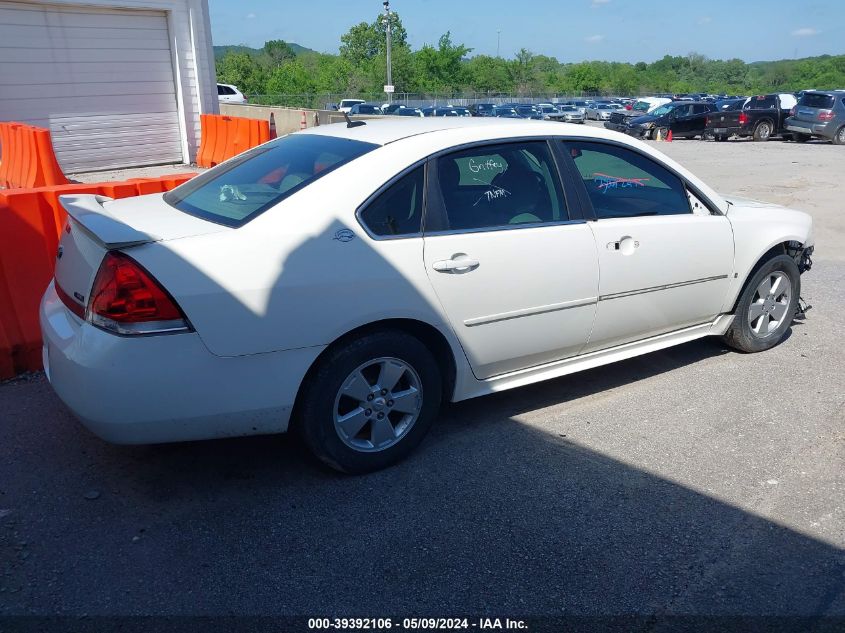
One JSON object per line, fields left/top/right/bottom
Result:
{"left": 54, "top": 193, "right": 227, "bottom": 316}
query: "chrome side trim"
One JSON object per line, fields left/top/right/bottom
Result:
{"left": 426, "top": 219, "right": 587, "bottom": 238}
{"left": 598, "top": 275, "right": 729, "bottom": 302}
{"left": 464, "top": 296, "right": 597, "bottom": 327}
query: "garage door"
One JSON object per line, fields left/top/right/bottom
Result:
{"left": 0, "top": 2, "right": 183, "bottom": 173}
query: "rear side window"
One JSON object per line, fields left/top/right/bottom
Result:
{"left": 358, "top": 167, "right": 424, "bottom": 237}
{"left": 164, "top": 135, "right": 377, "bottom": 227}
{"left": 800, "top": 93, "right": 835, "bottom": 109}
{"left": 565, "top": 141, "right": 691, "bottom": 219}
{"left": 431, "top": 141, "right": 567, "bottom": 232}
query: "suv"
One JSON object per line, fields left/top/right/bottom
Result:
{"left": 337, "top": 99, "right": 366, "bottom": 113}
{"left": 217, "top": 83, "right": 247, "bottom": 104}
{"left": 604, "top": 97, "right": 672, "bottom": 132}
{"left": 471, "top": 103, "right": 496, "bottom": 117}
{"left": 621, "top": 101, "right": 716, "bottom": 140}
{"left": 785, "top": 91, "right": 845, "bottom": 144}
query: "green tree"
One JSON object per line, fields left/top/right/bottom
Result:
{"left": 340, "top": 11, "right": 409, "bottom": 67}
{"left": 413, "top": 32, "right": 471, "bottom": 93}
{"left": 262, "top": 40, "right": 296, "bottom": 66}
{"left": 465, "top": 55, "right": 511, "bottom": 93}
{"left": 266, "top": 60, "right": 315, "bottom": 105}
{"left": 216, "top": 52, "right": 266, "bottom": 96}
{"left": 340, "top": 22, "right": 379, "bottom": 66}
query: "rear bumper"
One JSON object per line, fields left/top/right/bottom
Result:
{"left": 40, "top": 281, "right": 324, "bottom": 444}
{"left": 785, "top": 117, "right": 837, "bottom": 139}
{"left": 707, "top": 126, "right": 743, "bottom": 136}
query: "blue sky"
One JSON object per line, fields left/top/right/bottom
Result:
{"left": 209, "top": 0, "right": 844, "bottom": 63}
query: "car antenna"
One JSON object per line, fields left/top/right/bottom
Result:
{"left": 343, "top": 112, "right": 366, "bottom": 128}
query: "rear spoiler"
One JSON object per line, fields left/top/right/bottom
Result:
{"left": 59, "top": 194, "right": 158, "bottom": 249}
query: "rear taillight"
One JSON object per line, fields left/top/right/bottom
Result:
{"left": 705, "top": 116, "right": 709, "bottom": 126}
{"left": 738, "top": 112, "right": 748, "bottom": 125}
{"left": 87, "top": 252, "right": 191, "bottom": 335}
{"left": 625, "top": 104, "right": 632, "bottom": 110}
{"left": 790, "top": 106, "right": 797, "bottom": 117}
{"left": 818, "top": 110, "right": 834, "bottom": 121}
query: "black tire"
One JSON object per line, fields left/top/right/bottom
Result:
{"left": 833, "top": 125, "right": 845, "bottom": 146}
{"left": 714, "top": 134, "right": 728, "bottom": 142}
{"left": 722, "top": 254, "right": 800, "bottom": 353}
{"left": 793, "top": 133, "right": 811, "bottom": 143}
{"left": 296, "top": 330, "right": 442, "bottom": 474}
{"left": 752, "top": 120, "right": 773, "bottom": 141}
{"left": 653, "top": 127, "right": 668, "bottom": 141}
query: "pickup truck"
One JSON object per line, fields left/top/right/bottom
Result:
{"left": 705, "top": 93, "right": 797, "bottom": 141}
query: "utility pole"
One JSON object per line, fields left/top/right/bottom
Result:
{"left": 383, "top": 1, "right": 393, "bottom": 104}
{"left": 497, "top": 30, "right": 501, "bottom": 58}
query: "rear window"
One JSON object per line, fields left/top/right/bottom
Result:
{"left": 164, "top": 134, "right": 377, "bottom": 227}
{"left": 799, "top": 93, "right": 835, "bottom": 109}
{"left": 745, "top": 95, "right": 776, "bottom": 110}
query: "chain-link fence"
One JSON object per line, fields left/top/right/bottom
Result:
{"left": 246, "top": 91, "right": 624, "bottom": 109}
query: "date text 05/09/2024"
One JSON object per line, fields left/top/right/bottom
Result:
{"left": 307, "top": 617, "right": 528, "bottom": 630}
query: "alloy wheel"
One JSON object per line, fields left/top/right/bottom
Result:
{"left": 333, "top": 357, "right": 423, "bottom": 452}
{"left": 747, "top": 271, "right": 792, "bottom": 337}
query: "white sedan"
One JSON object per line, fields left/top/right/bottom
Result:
{"left": 41, "top": 118, "right": 814, "bottom": 473}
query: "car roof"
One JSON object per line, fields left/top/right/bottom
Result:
{"left": 293, "top": 118, "right": 728, "bottom": 214}
{"left": 291, "top": 117, "right": 606, "bottom": 147}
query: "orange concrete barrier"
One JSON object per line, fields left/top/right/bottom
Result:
{"left": 0, "top": 122, "right": 18, "bottom": 187}
{"left": 0, "top": 121, "right": 69, "bottom": 190}
{"left": 0, "top": 173, "right": 196, "bottom": 380}
{"left": 197, "top": 114, "right": 270, "bottom": 168}
{"left": 0, "top": 318, "right": 14, "bottom": 380}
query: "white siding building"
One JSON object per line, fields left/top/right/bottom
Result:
{"left": 0, "top": 0, "right": 217, "bottom": 172}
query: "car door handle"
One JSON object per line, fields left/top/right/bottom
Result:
{"left": 432, "top": 255, "right": 480, "bottom": 273}
{"left": 606, "top": 237, "right": 639, "bottom": 253}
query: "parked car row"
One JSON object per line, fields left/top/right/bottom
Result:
{"left": 603, "top": 90, "right": 845, "bottom": 145}
{"left": 224, "top": 86, "right": 842, "bottom": 145}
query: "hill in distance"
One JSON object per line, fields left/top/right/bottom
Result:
{"left": 213, "top": 43, "right": 316, "bottom": 59}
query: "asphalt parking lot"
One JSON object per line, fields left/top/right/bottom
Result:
{"left": 1, "top": 133, "right": 843, "bottom": 624}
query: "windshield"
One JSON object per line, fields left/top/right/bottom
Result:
{"left": 649, "top": 105, "right": 675, "bottom": 117}
{"left": 633, "top": 101, "right": 651, "bottom": 112}
{"left": 164, "top": 134, "right": 378, "bottom": 227}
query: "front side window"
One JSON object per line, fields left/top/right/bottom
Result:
{"left": 431, "top": 142, "right": 567, "bottom": 232}
{"left": 164, "top": 134, "right": 378, "bottom": 227}
{"left": 358, "top": 166, "right": 425, "bottom": 237}
{"left": 565, "top": 141, "right": 691, "bottom": 219}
